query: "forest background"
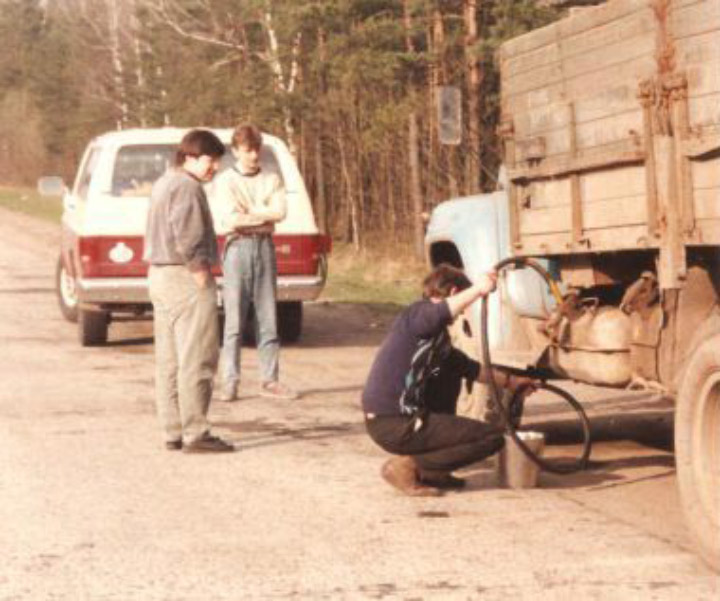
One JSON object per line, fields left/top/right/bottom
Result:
{"left": 0, "top": 0, "right": 570, "bottom": 256}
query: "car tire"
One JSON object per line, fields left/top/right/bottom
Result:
{"left": 277, "top": 301, "right": 303, "bottom": 343}
{"left": 56, "top": 255, "right": 79, "bottom": 323}
{"left": 78, "top": 308, "right": 109, "bottom": 347}
{"left": 675, "top": 334, "right": 720, "bottom": 572}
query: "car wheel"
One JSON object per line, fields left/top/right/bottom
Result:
{"left": 277, "top": 301, "right": 303, "bottom": 343}
{"left": 78, "top": 308, "right": 109, "bottom": 346}
{"left": 675, "top": 334, "right": 720, "bottom": 571}
{"left": 56, "top": 255, "right": 79, "bottom": 323}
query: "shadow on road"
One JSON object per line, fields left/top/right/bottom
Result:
{"left": 528, "top": 409, "right": 674, "bottom": 453}
{"left": 522, "top": 406, "right": 676, "bottom": 490}
{"left": 109, "top": 301, "right": 398, "bottom": 351}
{"left": 299, "top": 384, "right": 364, "bottom": 397}
{"left": 212, "top": 418, "right": 366, "bottom": 451}
{"left": 289, "top": 302, "right": 398, "bottom": 349}
{"left": 104, "top": 336, "right": 154, "bottom": 347}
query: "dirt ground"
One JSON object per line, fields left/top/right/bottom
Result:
{"left": 0, "top": 207, "right": 718, "bottom": 600}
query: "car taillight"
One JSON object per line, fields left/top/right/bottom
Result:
{"left": 78, "top": 237, "right": 101, "bottom": 277}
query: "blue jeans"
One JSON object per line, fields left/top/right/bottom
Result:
{"left": 222, "top": 235, "right": 279, "bottom": 388}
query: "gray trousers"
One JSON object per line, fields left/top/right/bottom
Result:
{"left": 148, "top": 265, "right": 219, "bottom": 443}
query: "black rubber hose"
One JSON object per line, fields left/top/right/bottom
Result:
{"left": 480, "top": 257, "right": 592, "bottom": 474}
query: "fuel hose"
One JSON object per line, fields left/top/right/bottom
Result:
{"left": 480, "top": 257, "right": 592, "bottom": 474}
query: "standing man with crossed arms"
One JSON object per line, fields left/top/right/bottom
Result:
{"left": 214, "top": 124, "right": 297, "bottom": 402}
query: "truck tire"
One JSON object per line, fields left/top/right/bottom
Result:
{"left": 78, "top": 308, "right": 109, "bottom": 346}
{"left": 56, "top": 255, "right": 79, "bottom": 323}
{"left": 675, "top": 334, "right": 720, "bottom": 571}
{"left": 277, "top": 301, "right": 302, "bottom": 343}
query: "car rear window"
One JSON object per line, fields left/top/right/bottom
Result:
{"left": 217, "top": 145, "right": 283, "bottom": 182}
{"left": 112, "top": 145, "right": 175, "bottom": 197}
{"left": 113, "top": 143, "right": 284, "bottom": 198}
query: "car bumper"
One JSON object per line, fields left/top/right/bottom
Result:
{"left": 77, "top": 273, "right": 327, "bottom": 305}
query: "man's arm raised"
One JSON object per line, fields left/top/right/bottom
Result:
{"left": 445, "top": 271, "right": 498, "bottom": 318}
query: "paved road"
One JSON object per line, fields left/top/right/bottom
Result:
{"left": 0, "top": 208, "right": 718, "bottom": 600}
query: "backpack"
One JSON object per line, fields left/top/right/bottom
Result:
{"left": 399, "top": 329, "right": 452, "bottom": 416}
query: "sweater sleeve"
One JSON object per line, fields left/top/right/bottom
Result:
{"left": 244, "top": 173, "right": 287, "bottom": 223}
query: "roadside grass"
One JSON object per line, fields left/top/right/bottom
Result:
{"left": 0, "top": 184, "right": 425, "bottom": 308}
{"left": 322, "top": 242, "right": 427, "bottom": 311}
{"left": 0, "top": 186, "right": 62, "bottom": 223}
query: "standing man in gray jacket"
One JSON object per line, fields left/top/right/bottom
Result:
{"left": 144, "top": 129, "right": 234, "bottom": 453}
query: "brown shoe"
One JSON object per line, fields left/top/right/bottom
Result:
{"left": 165, "top": 440, "right": 183, "bottom": 451}
{"left": 381, "top": 456, "right": 443, "bottom": 497}
{"left": 182, "top": 433, "right": 235, "bottom": 454}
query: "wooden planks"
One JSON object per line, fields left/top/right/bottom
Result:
{"left": 500, "top": 0, "right": 720, "bottom": 255}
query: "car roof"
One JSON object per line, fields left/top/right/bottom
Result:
{"left": 91, "top": 127, "right": 283, "bottom": 147}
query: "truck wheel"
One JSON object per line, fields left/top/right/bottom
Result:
{"left": 277, "top": 301, "right": 303, "bottom": 343}
{"left": 675, "top": 334, "right": 720, "bottom": 571}
{"left": 56, "top": 255, "right": 78, "bottom": 323}
{"left": 78, "top": 309, "right": 109, "bottom": 346}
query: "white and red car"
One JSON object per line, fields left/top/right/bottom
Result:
{"left": 43, "top": 127, "right": 330, "bottom": 346}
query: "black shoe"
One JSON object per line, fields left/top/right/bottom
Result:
{"left": 420, "top": 473, "right": 466, "bottom": 490}
{"left": 165, "top": 440, "right": 183, "bottom": 451}
{"left": 182, "top": 433, "right": 235, "bottom": 454}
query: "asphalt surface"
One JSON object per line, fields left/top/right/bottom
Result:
{"left": 0, "top": 207, "right": 718, "bottom": 600}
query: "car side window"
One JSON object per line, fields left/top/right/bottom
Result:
{"left": 74, "top": 147, "right": 102, "bottom": 201}
{"left": 112, "top": 145, "right": 175, "bottom": 197}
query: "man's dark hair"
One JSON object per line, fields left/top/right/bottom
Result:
{"left": 231, "top": 123, "right": 263, "bottom": 151}
{"left": 175, "top": 129, "right": 225, "bottom": 166}
{"left": 422, "top": 264, "right": 472, "bottom": 299}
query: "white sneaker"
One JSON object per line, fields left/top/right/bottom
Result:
{"left": 260, "top": 381, "right": 298, "bottom": 400}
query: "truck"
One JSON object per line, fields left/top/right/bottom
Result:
{"left": 44, "top": 128, "right": 330, "bottom": 346}
{"left": 425, "top": 0, "right": 719, "bottom": 569}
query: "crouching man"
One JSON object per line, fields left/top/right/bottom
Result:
{"left": 362, "top": 264, "right": 534, "bottom": 496}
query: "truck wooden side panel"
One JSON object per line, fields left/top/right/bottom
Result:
{"left": 499, "top": 0, "right": 720, "bottom": 270}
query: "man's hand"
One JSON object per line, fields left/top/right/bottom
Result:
{"left": 490, "top": 368, "right": 539, "bottom": 397}
{"left": 191, "top": 267, "right": 214, "bottom": 289}
{"left": 473, "top": 271, "right": 498, "bottom": 297}
{"left": 506, "top": 374, "right": 540, "bottom": 398}
{"left": 447, "top": 271, "right": 498, "bottom": 318}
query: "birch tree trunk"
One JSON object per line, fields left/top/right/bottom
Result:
{"left": 263, "top": 5, "right": 301, "bottom": 156}
{"left": 129, "top": 0, "right": 147, "bottom": 127}
{"left": 464, "top": 0, "right": 482, "bottom": 193}
{"left": 403, "top": 0, "right": 425, "bottom": 259}
{"left": 107, "top": 0, "right": 129, "bottom": 129}
{"left": 408, "top": 113, "right": 424, "bottom": 259}
{"left": 314, "top": 134, "right": 327, "bottom": 234}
